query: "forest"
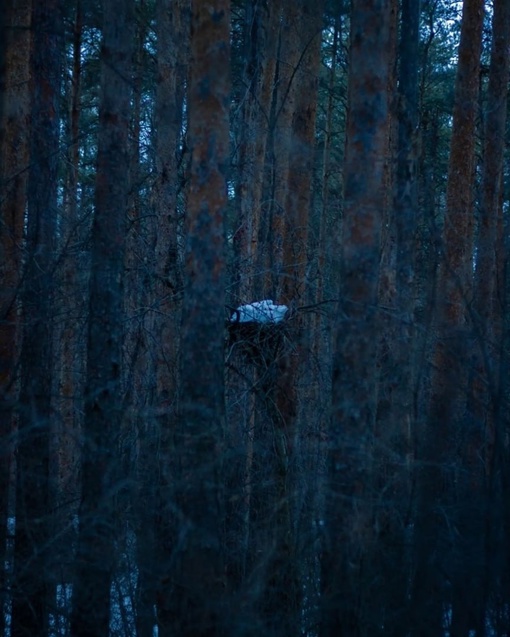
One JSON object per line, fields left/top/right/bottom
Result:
{"left": 1, "top": 0, "right": 509, "bottom": 635}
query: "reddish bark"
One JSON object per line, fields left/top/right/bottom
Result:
{"left": 475, "top": 0, "right": 510, "bottom": 334}
{"left": 142, "top": 2, "right": 187, "bottom": 635}
{"left": 234, "top": 0, "right": 281, "bottom": 302}
{"left": 418, "top": 1, "right": 485, "bottom": 633}
{"left": 171, "top": 2, "right": 230, "bottom": 635}
{"left": 322, "top": 2, "right": 392, "bottom": 635}
{"left": 282, "top": 0, "right": 323, "bottom": 306}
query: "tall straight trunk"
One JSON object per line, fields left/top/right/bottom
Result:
{"left": 234, "top": 0, "right": 279, "bottom": 302}
{"left": 376, "top": 0, "right": 398, "bottom": 350}
{"left": 11, "top": 1, "right": 62, "bottom": 635}
{"left": 263, "top": 1, "right": 296, "bottom": 297}
{"left": 137, "top": 1, "right": 186, "bottom": 635}
{"left": 414, "top": 1, "right": 485, "bottom": 635}
{"left": 253, "top": 0, "right": 283, "bottom": 299}
{"left": 321, "top": 2, "right": 392, "bottom": 636}
{"left": 0, "top": 2, "right": 31, "bottom": 634}
{"left": 51, "top": 0, "right": 83, "bottom": 595}
{"left": 153, "top": 0, "right": 182, "bottom": 440}
{"left": 493, "top": 203, "right": 510, "bottom": 629}
{"left": 304, "top": 8, "right": 343, "bottom": 628}
{"left": 394, "top": 0, "right": 420, "bottom": 361}
{"left": 70, "top": 0, "right": 134, "bottom": 633}
{"left": 377, "top": 1, "right": 421, "bottom": 633}
{"left": 227, "top": 0, "right": 282, "bottom": 599}
{"left": 442, "top": 0, "right": 484, "bottom": 325}
{"left": 474, "top": 0, "right": 510, "bottom": 336}
{"left": 263, "top": 3, "right": 323, "bottom": 634}
{"left": 317, "top": 8, "right": 342, "bottom": 309}
{"left": 171, "top": 2, "right": 230, "bottom": 635}
{"left": 281, "top": 0, "right": 323, "bottom": 306}
{"left": 241, "top": 5, "right": 324, "bottom": 633}
{"left": 123, "top": 0, "right": 147, "bottom": 408}
{"left": 123, "top": 6, "right": 154, "bottom": 636}
{"left": 484, "top": 26, "right": 510, "bottom": 633}
{"left": 0, "top": 10, "right": 5, "bottom": 124}
{"left": 472, "top": 0, "right": 510, "bottom": 631}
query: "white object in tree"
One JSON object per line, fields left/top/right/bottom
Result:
{"left": 230, "top": 299, "right": 288, "bottom": 324}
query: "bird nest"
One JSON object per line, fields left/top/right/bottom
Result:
{"left": 226, "top": 300, "right": 290, "bottom": 367}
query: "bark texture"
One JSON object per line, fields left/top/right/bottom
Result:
{"left": 11, "top": 0, "right": 62, "bottom": 634}
{"left": 322, "top": 2, "right": 392, "bottom": 635}
{"left": 70, "top": 0, "right": 134, "bottom": 633}
{"left": 171, "top": 2, "right": 230, "bottom": 635}
{"left": 0, "top": 2, "right": 31, "bottom": 633}
{"left": 414, "top": 1, "right": 485, "bottom": 634}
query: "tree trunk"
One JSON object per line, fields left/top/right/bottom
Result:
{"left": 171, "top": 2, "right": 230, "bottom": 635}
{"left": 321, "top": 2, "right": 392, "bottom": 635}
{"left": 471, "top": 0, "right": 510, "bottom": 631}
{"left": 70, "top": 0, "right": 134, "bottom": 633}
{"left": 137, "top": 1, "right": 186, "bottom": 635}
{"left": 414, "top": 1, "right": 485, "bottom": 635}
{"left": 281, "top": 0, "right": 323, "bottom": 306}
{"left": 11, "top": 0, "right": 62, "bottom": 635}
{"left": 240, "top": 5, "right": 324, "bottom": 634}
{"left": 123, "top": 7, "right": 156, "bottom": 637}
{"left": 227, "top": 0, "right": 282, "bottom": 607}
{"left": 376, "top": 1, "right": 421, "bottom": 633}
{"left": 266, "top": 3, "right": 324, "bottom": 633}
{"left": 474, "top": 0, "right": 509, "bottom": 331}
{"left": 51, "top": 0, "right": 83, "bottom": 601}
{"left": 442, "top": 0, "right": 484, "bottom": 325}
{"left": 265, "top": 2, "right": 300, "bottom": 298}
{"left": 252, "top": 0, "right": 284, "bottom": 299}
{"left": 0, "top": 2, "right": 31, "bottom": 634}
{"left": 234, "top": 0, "right": 279, "bottom": 303}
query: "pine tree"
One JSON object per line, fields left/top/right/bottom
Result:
{"left": 70, "top": 0, "right": 134, "bottom": 632}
